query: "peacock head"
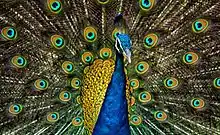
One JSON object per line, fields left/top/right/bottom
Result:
{"left": 114, "top": 13, "right": 132, "bottom": 63}
{"left": 115, "top": 33, "right": 132, "bottom": 63}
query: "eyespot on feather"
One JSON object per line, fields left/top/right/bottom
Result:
{"left": 50, "top": 35, "right": 65, "bottom": 49}
{"left": 135, "top": 61, "right": 149, "bottom": 74}
{"left": 11, "top": 55, "right": 27, "bottom": 68}
{"left": 47, "top": 0, "right": 63, "bottom": 14}
{"left": 59, "top": 91, "right": 71, "bottom": 102}
{"left": 83, "top": 27, "right": 97, "bottom": 42}
{"left": 34, "top": 79, "right": 49, "bottom": 91}
{"left": 130, "top": 115, "right": 142, "bottom": 126}
{"left": 71, "top": 78, "right": 81, "bottom": 89}
{"left": 213, "top": 77, "right": 220, "bottom": 89}
{"left": 130, "top": 79, "right": 140, "bottom": 90}
{"left": 191, "top": 98, "right": 205, "bottom": 109}
{"left": 72, "top": 117, "right": 83, "bottom": 126}
{"left": 81, "top": 52, "right": 94, "bottom": 64}
{"left": 47, "top": 112, "right": 59, "bottom": 122}
{"left": 192, "top": 19, "right": 209, "bottom": 33}
{"left": 62, "top": 61, "right": 74, "bottom": 74}
{"left": 1, "top": 27, "right": 17, "bottom": 40}
{"left": 138, "top": 91, "right": 152, "bottom": 103}
{"left": 183, "top": 52, "right": 199, "bottom": 65}
{"left": 143, "top": 33, "right": 159, "bottom": 49}
{"left": 9, "top": 104, "right": 23, "bottom": 115}
{"left": 100, "top": 48, "right": 112, "bottom": 59}
{"left": 164, "top": 77, "right": 178, "bottom": 89}
{"left": 154, "top": 111, "right": 167, "bottom": 122}
{"left": 139, "top": 0, "right": 156, "bottom": 12}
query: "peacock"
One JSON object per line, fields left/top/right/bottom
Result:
{"left": 0, "top": 0, "right": 220, "bottom": 134}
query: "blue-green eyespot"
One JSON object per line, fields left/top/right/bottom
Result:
{"left": 139, "top": 91, "right": 152, "bottom": 103}
{"left": 47, "top": 0, "right": 63, "bottom": 14}
{"left": 1, "top": 27, "right": 17, "bottom": 40}
{"left": 34, "top": 79, "right": 49, "bottom": 90}
{"left": 81, "top": 52, "right": 94, "bottom": 64}
{"left": 11, "top": 55, "right": 27, "bottom": 68}
{"left": 192, "top": 19, "right": 209, "bottom": 33}
{"left": 72, "top": 117, "right": 83, "bottom": 126}
{"left": 144, "top": 33, "right": 158, "bottom": 48}
{"left": 154, "top": 111, "right": 167, "bottom": 122}
{"left": 191, "top": 98, "right": 205, "bottom": 109}
{"left": 183, "top": 52, "right": 199, "bottom": 65}
{"left": 62, "top": 61, "right": 74, "bottom": 74}
{"left": 47, "top": 112, "right": 59, "bottom": 122}
{"left": 9, "top": 104, "right": 23, "bottom": 115}
{"left": 59, "top": 91, "right": 71, "bottom": 102}
{"left": 130, "top": 115, "right": 142, "bottom": 126}
{"left": 164, "top": 77, "right": 178, "bottom": 89}
{"left": 139, "top": 0, "right": 156, "bottom": 12}
{"left": 213, "top": 77, "right": 220, "bottom": 89}
{"left": 100, "top": 48, "right": 112, "bottom": 59}
{"left": 71, "top": 78, "right": 81, "bottom": 89}
{"left": 84, "top": 27, "right": 97, "bottom": 42}
{"left": 135, "top": 61, "right": 149, "bottom": 74}
{"left": 50, "top": 35, "right": 65, "bottom": 49}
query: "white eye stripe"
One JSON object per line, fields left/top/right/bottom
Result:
{"left": 115, "top": 38, "right": 120, "bottom": 53}
{"left": 116, "top": 37, "right": 128, "bottom": 54}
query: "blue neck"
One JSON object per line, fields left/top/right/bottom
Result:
{"left": 92, "top": 51, "right": 130, "bottom": 135}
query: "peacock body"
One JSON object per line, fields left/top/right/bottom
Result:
{"left": 0, "top": 0, "right": 220, "bottom": 135}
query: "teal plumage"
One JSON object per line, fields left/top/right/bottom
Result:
{"left": 0, "top": 0, "right": 220, "bottom": 135}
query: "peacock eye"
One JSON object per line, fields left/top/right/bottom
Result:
{"left": 71, "top": 78, "right": 81, "bottom": 89}
{"left": 130, "top": 115, "right": 142, "bottom": 126}
{"left": 62, "top": 61, "right": 74, "bottom": 74}
{"left": 139, "top": 91, "right": 152, "bottom": 103}
{"left": 47, "top": 0, "right": 62, "bottom": 14}
{"left": 59, "top": 91, "right": 71, "bottom": 102}
{"left": 50, "top": 35, "right": 65, "bottom": 49}
{"left": 183, "top": 52, "right": 199, "bottom": 65}
{"left": 144, "top": 33, "right": 158, "bottom": 49}
{"left": 34, "top": 79, "right": 49, "bottom": 90}
{"left": 112, "top": 28, "right": 125, "bottom": 40}
{"left": 164, "top": 77, "right": 178, "bottom": 89}
{"left": 130, "top": 79, "right": 140, "bottom": 90}
{"left": 84, "top": 27, "right": 97, "bottom": 42}
{"left": 72, "top": 117, "right": 83, "bottom": 126}
{"left": 139, "top": 0, "right": 155, "bottom": 11}
{"left": 191, "top": 98, "right": 205, "bottom": 109}
{"left": 213, "top": 77, "right": 220, "bottom": 89}
{"left": 9, "top": 104, "right": 23, "bottom": 115}
{"left": 154, "top": 111, "right": 167, "bottom": 122}
{"left": 11, "top": 55, "right": 27, "bottom": 68}
{"left": 100, "top": 48, "right": 112, "bottom": 59}
{"left": 1, "top": 27, "right": 17, "bottom": 40}
{"left": 81, "top": 52, "right": 94, "bottom": 64}
{"left": 192, "top": 19, "right": 209, "bottom": 33}
{"left": 135, "top": 61, "right": 149, "bottom": 74}
{"left": 47, "top": 112, "right": 59, "bottom": 122}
